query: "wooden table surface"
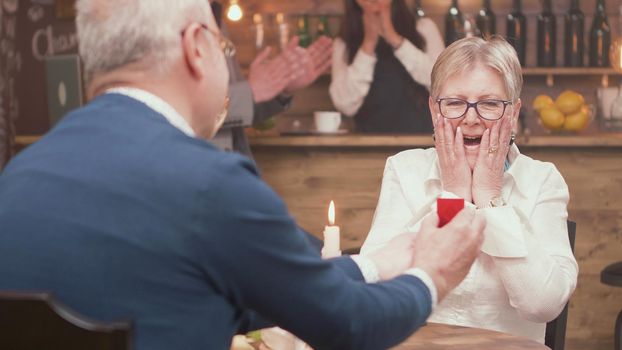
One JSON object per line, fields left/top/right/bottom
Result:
{"left": 392, "top": 323, "right": 549, "bottom": 350}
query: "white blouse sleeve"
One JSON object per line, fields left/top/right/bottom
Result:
{"left": 360, "top": 158, "right": 414, "bottom": 255}
{"left": 480, "top": 166, "right": 578, "bottom": 323}
{"left": 392, "top": 18, "right": 445, "bottom": 89}
{"left": 329, "top": 38, "right": 377, "bottom": 117}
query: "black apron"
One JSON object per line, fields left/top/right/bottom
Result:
{"left": 354, "top": 41, "right": 433, "bottom": 133}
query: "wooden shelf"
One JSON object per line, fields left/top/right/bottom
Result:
{"left": 521, "top": 67, "right": 620, "bottom": 87}
{"left": 522, "top": 68, "right": 621, "bottom": 76}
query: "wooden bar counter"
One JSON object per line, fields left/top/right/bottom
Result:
{"left": 248, "top": 132, "right": 622, "bottom": 350}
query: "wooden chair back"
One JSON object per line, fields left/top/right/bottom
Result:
{"left": 0, "top": 291, "right": 132, "bottom": 350}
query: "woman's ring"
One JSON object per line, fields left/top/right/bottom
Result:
{"left": 488, "top": 147, "right": 498, "bottom": 154}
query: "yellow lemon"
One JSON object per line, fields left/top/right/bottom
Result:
{"left": 555, "top": 90, "right": 585, "bottom": 114}
{"left": 539, "top": 106, "right": 565, "bottom": 130}
{"left": 532, "top": 94, "right": 554, "bottom": 112}
{"left": 563, "top": 105, "right": 590, "bottom": 131}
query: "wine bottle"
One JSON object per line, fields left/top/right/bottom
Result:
{"left": 445, "top": 0, "right": 465, "bottom": 46}
{"left": 476, "top": 0, "right": 496, "bottom": 39}
{"left": 537, "top": 0, "right": 557, "bottom": 67}
{"left": 414, "top": 0, "right": 426, "bottom": 19}
{"left": 506, "top": 0, "right": 527, "bottom": 66}
{"left": 297, "top": 15, "right": 312, "bottom": 48}
{"left": 589, "top": 0, "right": 611, "bottom": 67}
{"left": 316, "top": 15, "right": 331, "bottom": 39}
{"left": 564, "top": 0, "right": 585, "bottom": 67}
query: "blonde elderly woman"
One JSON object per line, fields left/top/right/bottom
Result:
{"left": 361, "top": 36, "right": 578, "bottom": 343}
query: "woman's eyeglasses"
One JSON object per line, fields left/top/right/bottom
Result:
{"left": 436, "top": 98, "right": 512, "bottom": 121}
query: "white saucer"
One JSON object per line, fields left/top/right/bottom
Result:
{"left": 311, "top": 129, "right": 348, "bottom": 135}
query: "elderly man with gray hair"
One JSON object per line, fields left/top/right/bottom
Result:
{"left": 0, "top": 1, "right": 486, "bottom": 350}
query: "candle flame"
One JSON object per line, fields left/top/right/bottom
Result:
{"left": 328, "top": 200, "right": 335, "bottom": 226}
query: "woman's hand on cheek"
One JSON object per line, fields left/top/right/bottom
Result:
{"left": 435, "top": 114, "right": 472, "bottom": 202}
{"left": 472, "top": 116, "right": 512, "bottom": 207}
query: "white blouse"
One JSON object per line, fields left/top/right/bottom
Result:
{"left": 361, "top": 145, "right": 578, "bottom": 343}
{"left": 329, "top": 18, "right": 444, "bottom": 117}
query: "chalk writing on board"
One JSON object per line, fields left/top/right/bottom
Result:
{"left": 31, "top": 25, "right": 78, "bottom": 61}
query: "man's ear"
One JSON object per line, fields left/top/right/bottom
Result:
{"left": 181, "top": 23, "right": 207, "bottom": 80}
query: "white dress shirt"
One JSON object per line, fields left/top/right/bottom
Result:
{"left": 361, "top": 145, "right": 578, "bottom": 343}
{"left": 106, "top": 87, "right": 196, "bottom": 138}
{"left": 329, "top": 18, "right": 444, "bottom": 117}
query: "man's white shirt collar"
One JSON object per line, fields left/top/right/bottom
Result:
{"left": 106, "top": 87, "right": 196, "bottom": 138}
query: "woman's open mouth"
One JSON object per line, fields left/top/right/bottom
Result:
{"left": 463, "top": 136, "right": 482, "bottom": 147}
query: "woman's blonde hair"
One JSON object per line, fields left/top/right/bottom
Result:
{"left": 430, "top": 36, "right": 523, "bottom": 102}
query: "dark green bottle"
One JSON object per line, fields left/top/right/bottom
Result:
{"left": 297, "top": 15, "right": 312, "bottom": 48}
{"left": 564, "top": 0, "right": 584, "bottom": 67}
{"left": 506, "top": 0, "right": 527, "bottom": 66}
{"left": 414, "top": 0, "right": 426, "bottom": 19}
{"left": 476, "top": 0, "right": 496, "bottom": 39}
{"left": 537, "top": 0, "right": 557, "bottom": 67}
{"left": 445, "top": 0, "right": 465, "bottom": 46}
{"left": 589, "top": 0, "right": 611, "bottom": 67}
{"left": 315, "top": 15, "right": 331, "bottom": 39}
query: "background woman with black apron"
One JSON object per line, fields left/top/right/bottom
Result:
{"left": 330, "top": 0, "right": 444, "bottom": 133}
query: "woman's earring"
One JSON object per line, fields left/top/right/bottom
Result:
{"left": 432, "top": 134, "right": 436, "bottom": 142}
{"left": 509, "top": 133, "right": 516, "bottom": 145}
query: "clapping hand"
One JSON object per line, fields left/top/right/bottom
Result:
{"left": 434, "top": 114, "right": 473, "bottom": 203}
{"left": 248, "top": 47, "right": 297, "bottom": 103}
{"left": 284, "top": 36, "right": 333, "bottom": 93}
{"left": 472, "top": 115, "right": 514, "bottom": 208}
{"left": 377, "top": 0, "right": 403, "bottom": 48}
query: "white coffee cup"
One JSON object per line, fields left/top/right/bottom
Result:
{"left": 314, "top": 111, "right": 341, "bottom": 133}
{"left": 597, "top": 87, "right": 619, "bottom": 120}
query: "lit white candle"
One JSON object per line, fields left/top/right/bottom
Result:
{"left": 321, "top": 200, "right": 341, "bottom": 258}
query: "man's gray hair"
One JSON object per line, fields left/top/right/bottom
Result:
{"left": 430, "top": 36, "right": 523, "bottom": 102}
{"left": 76, "top": 0, "right": 211, "bottom": 84}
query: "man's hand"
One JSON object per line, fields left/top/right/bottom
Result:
{"left": 411, "top": 208, "right": 485, "bottom": 302}
{"left": 248, "top": 47, "right": 294, "bottom": 103}
{"left": 284, "top": 36, "right": 333, "bottom": 93}
{"left": 368, "top": 232, "right": 417, "bottom": 280}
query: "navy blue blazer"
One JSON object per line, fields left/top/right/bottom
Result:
{"left": 0, "top": 94, "right": 432, "bottom": 350}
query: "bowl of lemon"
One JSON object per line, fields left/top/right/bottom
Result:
{"left": 533, "top": 90, "right": 593, "bottom": 133}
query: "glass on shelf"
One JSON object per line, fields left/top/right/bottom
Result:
{"left": 610, "top": 86, "right": 622, "bottom": 130}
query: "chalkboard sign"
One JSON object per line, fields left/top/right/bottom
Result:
{"left": 1, "top": 0, "right": 78, "bottom": 139}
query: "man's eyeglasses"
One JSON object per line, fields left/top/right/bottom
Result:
{"left": 199, "top": 24, "right": 236, "bottom": 58}
{"left": 436, "top": 98, "right": 512, "bottom": 121}
{"left": 182, "top": 23, "right": 236, "bottom": 58}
